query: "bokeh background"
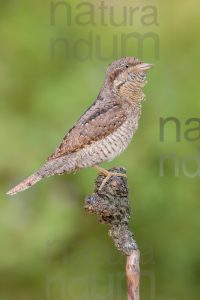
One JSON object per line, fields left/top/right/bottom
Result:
{"left": 1, "top": 1, "right": 200, "bottom": 299}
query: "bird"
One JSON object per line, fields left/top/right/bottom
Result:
{"left": 7, "top": 57, "right": 153, "bottom": 195}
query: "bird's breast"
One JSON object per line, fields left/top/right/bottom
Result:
{"left": 100, "top": 108, "right": 140, "bottom": 161}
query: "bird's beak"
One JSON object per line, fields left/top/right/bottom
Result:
{"left": 138, "top": 63, "right": 154, "bottom": 71}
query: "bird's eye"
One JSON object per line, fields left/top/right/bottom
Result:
{"left": 125, "top": 65, "right": 129, "bottom": 68}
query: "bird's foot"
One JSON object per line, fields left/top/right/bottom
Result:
{"left": 99, "top": 172, "right": 127, "bottom": 191}
{"left": 93, "top": 165, "right": 127, "bottom": 191}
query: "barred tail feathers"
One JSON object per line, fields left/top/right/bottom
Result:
{"left": 6, "top": 155, "right": 72, "bottom": 196}
{"left": 6, "top": 172, "right": 43, "bottom": 195}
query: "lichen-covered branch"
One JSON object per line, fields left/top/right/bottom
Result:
{"left": 84, "top": 167, "right": 140, "bottom": 300}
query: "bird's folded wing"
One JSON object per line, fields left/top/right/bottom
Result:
{"left": 48, "top": 101, "right": 127, "bottom": 160}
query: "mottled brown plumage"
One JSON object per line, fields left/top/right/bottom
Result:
{"left": 7, "top": 57, "right": 153, "bottom": 195}
{"left": 47, "top": 100, "right": 127, "bottom": 159}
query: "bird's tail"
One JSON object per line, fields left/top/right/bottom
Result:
{"left": 7, "top": 172, "right": 43, "bottom": 196}
{"left": 6, "top": 153, "right": 78, "bottom": 196}
{"left": 6, "top": 156, "right": 69, "bottom": 196}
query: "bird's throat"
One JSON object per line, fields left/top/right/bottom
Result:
{"left": 119, "top": 81, "right": 145, "bottom": 104}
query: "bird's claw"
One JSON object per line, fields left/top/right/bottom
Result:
{"left": 98, "top": 171, "right": 127, "bottom": 191}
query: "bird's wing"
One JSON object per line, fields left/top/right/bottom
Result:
{"left": 47, "top": 99, "right": 127, "bottom": 160}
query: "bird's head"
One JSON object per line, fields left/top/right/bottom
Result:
{"left": 106, "top": 57, "right": 153, "bottom": 99}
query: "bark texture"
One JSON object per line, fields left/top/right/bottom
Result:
{"left": 85, "top": 167, "right": 140, "bottom": 300}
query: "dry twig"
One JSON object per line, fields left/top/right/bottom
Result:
{"left": 85, "top": 167, "right": 140, "bottom": 300}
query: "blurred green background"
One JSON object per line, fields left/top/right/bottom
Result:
{"left": 1, "top": 1, "right": 200, "bottom": 299}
